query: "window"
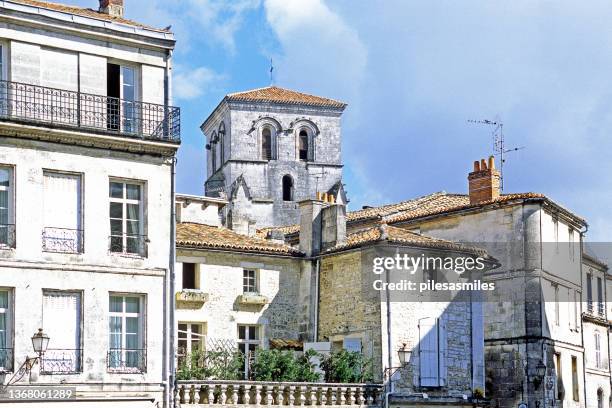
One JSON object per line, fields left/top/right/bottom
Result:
{"left": 569, "top": 228, "right": 575, "bottom": 261}
{"left": 42, "top": 172, "right": 83, "bottom": 253}
{"left": 553, "top": 218, "right": 559, "bottom": 253}
{"left": 182, "top": 263, "right": 198, "bottom": 290}
{"left": 243, "top": 269, "right": 258, "bottom": 293}
{"left": 571, "top": 356, "right": 579, "bottom": 401}
{"left": 41, "top": 291, "right": 82, "bottom": 374}
{"left": 298, "top": 130, "right": 309, "bottom": 161}
{"left": 177, "top": 323, "right": 204, "bottom": 367}
{"left": 0, "top": 167, "right": 14, "bottom": 248}
{"left": 419, "top": 317, "right": 447, "bottom": 387}
{"left": 595, "top": 331, "right": 602, "bottom": 369}
{"left": 587, "top": 273, "right": 593, "bottom": 313}
{"left": 0, "top": 290, "right": 12, "bottom": 372}
{"left": 218, "top": 122, "right": 226, "bottom": 164}
{"left": 210, "top": 131, "right": 217, "bottom": 171}
{"left": 108, "top": 295, "right": 145, "bottom": 372}
{"left": 554, "top": 285, "right": 560, "bottom": 326}
{"left": 598, "top": 389, "right": 604, "bottom": 408}
{"left": 261, "top": 127, "right": 272, "bottom": 161}
{"left": 282, "top": 175, "right": 294, "bottom": 201}
{"left": 555, "top": 353, "right": 563, "bottom": 401}
{"left": 238, "top": 324, "right": 260, "bottom": 379}
{"left": 109, "top": 181, "right": 145, "bottom": 256}
{"left": 597, "top": 277, "right": 604, "bottom": 316}
{"left": 107, "top": 63, "right": 138, "bottom": 133}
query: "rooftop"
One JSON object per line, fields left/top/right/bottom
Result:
{"left": 225, "top": 86, "right": 347, "bottom": 109}
{"left": 176, "top": 222, "right": 303, "bottom": 256}
{"left": 6, "top": 0, "right": 170, "bottom": 32}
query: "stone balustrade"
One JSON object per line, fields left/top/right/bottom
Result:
{"left": 176, "top": 380, "right": 383, "bottom": 407}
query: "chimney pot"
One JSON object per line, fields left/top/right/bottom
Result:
{"left": 99, "top": 0, "right": 124, "bottom": 17}
{"left": 468, "top": 157, "right": 500, "bottom": 204}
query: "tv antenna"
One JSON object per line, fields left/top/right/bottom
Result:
{"left": 467, "top": 118, "right": 525, "bottom": 191}
{"left": 311, "top": 169, "right": 328, "bottom": 195}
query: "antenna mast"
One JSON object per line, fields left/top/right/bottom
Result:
{"left": 468, "top": 118, "right": 524, "bottom": 191}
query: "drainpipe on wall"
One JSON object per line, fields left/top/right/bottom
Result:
{"left": 313, "top": 257, "right": 320, "bottom": 341}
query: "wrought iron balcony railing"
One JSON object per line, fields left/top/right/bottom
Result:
{"left": 0, "top": 79, "right": 180, "bottom": 142}
{"left": 0, "top": 348, "right": 13, "bottom": 372}
{"left": 107, "top": 348, "right": 146, "bottom": 373}
{"left": 109, "top": 234, "right": 147, "bottom": 257}
{"left": 0, "top": 224, "right": 15, "bottom": 249}
{"left": 42, "top": 227, "right": 84, "bottom": 254}
{"left": 40, "top": 349, "right": 82, "bottom": 374}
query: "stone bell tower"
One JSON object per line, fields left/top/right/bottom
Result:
{"left": 201, "top": 86, "right": 348, "bottom": 233}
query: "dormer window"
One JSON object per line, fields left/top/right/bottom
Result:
{"left": 298, "top": 129, "right": 309, "bottom": 161}
{"left": 261, "top": 127, "right": 272, "bottom": 161}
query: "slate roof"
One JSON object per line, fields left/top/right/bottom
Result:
{"left": 8, "top": 0, "right": 168, "bottom": 31}
{"left": 226, "top": 86, "right": 346, "bottom": 109}
{"left": 328, "top": 224, "right": 489, "bottom": 257}
{"left": 177, "top": 222, "right": 303, "bottom": 256}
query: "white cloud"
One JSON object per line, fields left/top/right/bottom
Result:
{"left": 173, "top": 66, "right": 224, "bottom": 100}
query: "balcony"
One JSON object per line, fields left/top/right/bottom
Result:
{"left": 40, "top": 349, "right": 82, "bottom": 374}
{"left": 0, "top": 224, "right": 15, "bottom": 249}
{"left": 42, "top": 227, "right": 83, "bottom": 254}
{"left": 176, "top": 380, "right": 383, "bottom": 406}
{"left": 107, "top": 348, "right": 146, "bottom": 373}
{"left": 0, "top": 348, "right": 13, "bottom": 372}
{"left": 0, "top": 79, "right": 180, "bottom": 142}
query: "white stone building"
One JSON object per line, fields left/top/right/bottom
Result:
{"left": 0, "top": 0, "right": 178, "bottom": 406}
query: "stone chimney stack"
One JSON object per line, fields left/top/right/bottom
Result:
{"left": 468, "top": 155, "right": 501, "bottom": 204}
{"left": 299, "top": 193, "right": 347, "bottom": 256}
{"left": 99, "top": 0, "right": 124, "bottom": 18}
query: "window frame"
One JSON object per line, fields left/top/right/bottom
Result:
{"left": 282, "top": 174, "right": 294, "bottom": 201}
{"left": 109, "top": 179, "right": 146, "bottom": 257}
{"left": 0, "top": 42, "right": 7, "bottom": 81}
{"left": 218, "top": 121, "right": 226, "bottom": 165}
{"left": 298, "top": 128, "right": 310, "bottom": 161}
{"left": 108, "top": 293, "right": 146, "bottom": 373}
{"left": 182, "top": 262, "right": 199, "bottom": 290}
{"left": 237, "top": 324, "right": 261, "bottom": 379}
{"left": 261, "top": 126, "right": 273, "bottom": 161}
{"left": 0, "top": 288, "right": 13, "bottom": 373}
{"left": 177, "top": 322, "right": 205, "bottom": 367}
{"left": 242, "top": 269, "right": 258, "bottom": 294}
{"left": 0, "top": 165, "right": 15, "bottom": 249}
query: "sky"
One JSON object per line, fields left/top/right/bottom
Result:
{"left": 68, "top": 0, "right": 612, "bottom": 244}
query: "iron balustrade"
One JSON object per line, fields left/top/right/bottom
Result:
{"left": 0, "top": 79, "right": 180, "bottom": 142}
{"left": 107, "top": 348, "right": 146, "bottom": 373}
{"left": 40, "top": 349, "right": 82, "bottom": 374}
{"left": 0, "top": 348, "right": 13, "bottom": 372}
{"left": 109, "top": 234, "right": 147, "bottom": 257}
{"left": 0, "top": 224, "right": 15, "bottom": 249}
{"left": 42, "top": 227, "right": 84, "bottom": 254}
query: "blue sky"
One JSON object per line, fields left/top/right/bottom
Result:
{"left": 69, "top": 0, "right": 612, "bottom": 242}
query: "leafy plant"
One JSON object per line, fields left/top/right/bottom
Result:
{"left": 320, "top": 350, "right": 373, "bottom": 383}
{"left": 176, "top": 349, "right": 244, "bottom": 380}
{"left": 251, "top": 349, "right": 320, "bottom": 382}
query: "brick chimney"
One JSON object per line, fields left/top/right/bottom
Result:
{"left": 468, "top": 156, "right": 500, "bottom": 204}
{"left": 99, "top": 0, "right": 124, "bottom": 18}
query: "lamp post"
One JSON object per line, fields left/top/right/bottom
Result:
{"left": 0, "top": 328, "right": 50, "bottom": 392}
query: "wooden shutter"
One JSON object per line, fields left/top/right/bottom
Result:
{"left": 43, "top": 292, "right": 81, "bottom": 349}
{"left": 43, "top": 172, "right": 81, "bottom": 230}
{"left": 419, "top": 317, "right": 439, "bottom": 386}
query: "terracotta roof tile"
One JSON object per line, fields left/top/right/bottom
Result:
{"left": 177, "top": 222, "right": 302, "bottom": 256}
{"left": 8, "top": 0, "right": 168, "bottom": 31}
{"left": 226, "top": 86, "right": 346, "bottom": 109}
{"left": 328, "top": 224, "right": 489, "bottom": 257}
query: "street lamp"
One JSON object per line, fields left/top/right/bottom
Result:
{"left": 532, "top": 361, "right": 547, "bottom": 389}
{"left": 398, "top": 343, "right": 412, "bottom": 366}
{"left": 0, "top": 329, "right": 51, "bottom": 391}
{"left": 31, "top": 328, "right": 50, "bottom": 356}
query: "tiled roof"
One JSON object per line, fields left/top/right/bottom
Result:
{"left": 226, "top": 86, "right": 346, "bottom": 109}
{"left": 8, "top": 0, "right": 168, "bottom": 31}
{"left": 256, "top": 192, "right": 566, "bottom": 239}
{"left": 177, "top": 222, "right": 303, "bottom": 256}
{"left": 328, "top": 224, "right": 489, "bottom": 257}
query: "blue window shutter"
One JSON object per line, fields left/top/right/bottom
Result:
{"left": 419, "top": 317, "right": 439, "bottom": 386}
{"left": 438, "top": 318, "right": 447, "bottom": 386}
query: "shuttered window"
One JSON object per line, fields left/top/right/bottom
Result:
{"left": 42, "top": 291, "right": 82, "bottom": 372}
{"left": 42, "top": 172, "right": 82, "bottom": 253}
{"left": 0, "top": 167, "right": 13, "bottom": 247}
{"left": 419, "top": 317, "right": 447, "bottom": 387}
{"left": 0, "top": 290, "right": 11, "bottom": 371}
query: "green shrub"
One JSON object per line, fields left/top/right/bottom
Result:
{"left": 176, "top": 349, "right": 244, "bottom": 381}
{"left": 320, "top": 350, "right": 373, "bottom": 383}
{"left": 251, "top": 349, "right": 320, "bottom": 382}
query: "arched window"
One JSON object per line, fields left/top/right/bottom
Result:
{"left": 211, "top": 131, "right": 217, "bottom": 171}
{"left": 218, "top": 122, "right": 226, "bottom": 164}
{"left": 261, "top": 127, "right": 272, "bottom": 160}
{"left": 282, "top": 175, "right": 294, "bottom": 201}
{"left": 298, "top": 129, "right": 309, "bottom": 161}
